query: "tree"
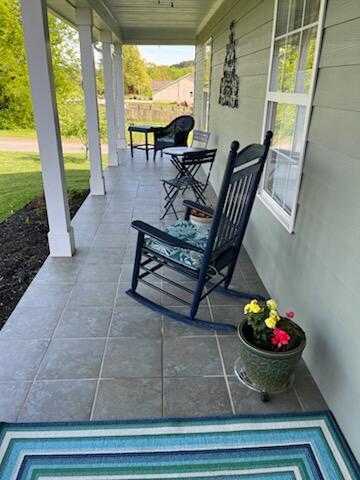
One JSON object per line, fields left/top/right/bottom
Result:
{"left": 0, "top": 0, "right": 33, "bottom": 128}
{"left": 122, "top": 45, "right": 152, "bottom": 98}
{"left": 48, "top": 14, "right": 81, "bottom": 103}
{"left": 0, "top": 0, "right": 81, "bottom": 129}
{"left": 147, "top": 62, "right": 193, "bottom": 81}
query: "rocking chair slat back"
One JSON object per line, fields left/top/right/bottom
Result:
{"left": 205, "top": 132, "right": 273, "bottom": 260}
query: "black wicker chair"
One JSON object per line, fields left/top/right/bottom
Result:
{"left": 153, "top": 115, "right": 194, "bottom": 159}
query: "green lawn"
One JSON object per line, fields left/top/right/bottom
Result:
{"left": 0, "top": 122, "right": 167, "bottom": 144}
{"left": 0, "top": 129, "right": 36, "bottom": 138}
{"left": 0, "top": 151, "right": 108, "bottom": 221}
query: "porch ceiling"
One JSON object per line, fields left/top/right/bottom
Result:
{"left": 47, "top": 0, "right": 226, "bottom": 44}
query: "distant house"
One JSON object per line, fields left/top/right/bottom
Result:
{"left": 152, "top": 73, "right": 194, "bottom": 105}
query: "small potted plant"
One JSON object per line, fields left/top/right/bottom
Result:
{"left": 189, "top": 204, "right": 213, "bottom": 229}
{"left": 238, "top": 298, "right": 306, "bottom": 395}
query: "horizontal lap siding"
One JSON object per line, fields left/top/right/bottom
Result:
{"left": 196, "top": 0, "right": 360, "bottom": 459}
{"left": 196, "top": 0, "right": 272, "bottom": 193}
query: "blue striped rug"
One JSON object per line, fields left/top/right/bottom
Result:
{"left": 0, "top": 412, "right": 358, "bottom": 479}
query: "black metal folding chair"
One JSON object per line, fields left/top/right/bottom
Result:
{"left": 161, "top": 129, "right": 213, "bottom": 218}
{"left": 126, "top": 131, "right": 273, "bottom": 332}
{"left": 191, "top": 129, "right": 211, "bottom": 149}
{"left": 161, "top": 148, "right": 217, "bottom": 219}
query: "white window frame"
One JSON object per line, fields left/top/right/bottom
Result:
{"left": 201, "top": 38, "right": 213, "bottom": 132}
{"left": 258, "top": 0, "right": 327, "bottom": 233}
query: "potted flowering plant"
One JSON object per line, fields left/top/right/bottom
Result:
{"left": 238, "top": 298, "right": 306, "bottom": 394}
{"left": 189, "top": 203, "right": 213, "bottom": 229}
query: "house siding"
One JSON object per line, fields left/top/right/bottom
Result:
{"left": 196, "top": 0, "right": 360, "bottom": 459}
{"left": 153, "top": 75, "right": 194, "bottom": 105}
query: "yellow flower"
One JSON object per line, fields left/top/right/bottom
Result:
{"left": 244, "top": 300, "right": 261, "bottom": 314}
{"left": 270, "top": 309, "right": 280, "bottom": 321}
{"left": 267, "top": 299, "right": 277, "bottom": 310}
{"left": 265, "top": 317, "right": 277, "bottom": 329}
{"left": 250, "top": 303, "right": 261, "bottom": 313}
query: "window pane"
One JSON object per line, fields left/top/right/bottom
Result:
{"left": 203, "top": 44, "right": 211, "bottom": 90}
{"left": 276, "top": 0, "right": 306, "bottom": 37}
{"left": 288, "top": 0, "right": 305, "bottom": 33}
{"left": 295, "top": 26, "right": 317, "bottom": 93}
{"left": 202, "top": 41, "right": 212, "bottom": 131}
{"left": 275, "top": 0, "right": 290, "bottom": 37}
{"left": 304, "top": 0, "right": 321, "bottom": 26}
{"left": 270, "top": 33, "right": 300, "bottom": 92}
{"left": 264, "top": 103, "right": 306, "bottom": 214}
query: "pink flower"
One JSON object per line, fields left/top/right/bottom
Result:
{"left": 286, "top": 311, "right": 295, "bottom": 319}
{"left": 272, "top": 328, "right": 291, "bottom": 349}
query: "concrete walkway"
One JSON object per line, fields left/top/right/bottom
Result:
{"left": 0, "top": 136, "right": 108, "bottom": 153}
{"left": 0, "top": 148, "right": 327, "bottom": 422}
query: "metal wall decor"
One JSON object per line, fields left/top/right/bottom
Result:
{"left": 218, "top": 21, "right": 239, "bottom": 108}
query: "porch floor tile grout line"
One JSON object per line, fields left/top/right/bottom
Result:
{"left": 206, "top": 296, "right": 236, "bottom": 415}
{"left": 292, "top": 384, "right": 306, "bottom": 413}
{"left": 89, "top": 181, "right": 140, "bottom": 421}
{"left": 0, "top": 374, "right": 229, "bottom": 385}
{"left": 15, "top": 253, "right": 89, "bottom": 421}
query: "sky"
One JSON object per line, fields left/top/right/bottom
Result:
{"left": 138, "top": 45, "right": 195, "bottom": 65}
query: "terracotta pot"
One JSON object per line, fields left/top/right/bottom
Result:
{"left": 189, "top": 214, "right": 212, "bottom": 229}
{"left": 237, "top": 318, "right": 306, "bottom": 392}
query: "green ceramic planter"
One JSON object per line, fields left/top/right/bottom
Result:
{"left": 237, "top": 318, "right": 306, "bottom": 392}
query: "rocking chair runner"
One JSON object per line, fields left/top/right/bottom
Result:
{"left": 127, "top": 131, "right": 273, "bottom": 332}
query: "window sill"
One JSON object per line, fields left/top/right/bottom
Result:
{"left": 257, "top": 190, "right": 295, "bottom": 234}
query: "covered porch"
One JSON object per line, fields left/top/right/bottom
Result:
{"left": 3, "top": 0, "right": 360, "bottom": 463}
{"left": 0, "top": 149, "right": 326, "bottom": 421}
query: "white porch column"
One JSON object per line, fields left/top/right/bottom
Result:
{"left": 113, "top": 44, "right": 127, "bottom": 150}
{"left": 101, "top": 32, "right": 118, "bottom": 166}
{"left": 76, "top": 8, "right": 105, "bottom": 195}
{"left": 20, "top": 0, "right": 75, "bottom": 257}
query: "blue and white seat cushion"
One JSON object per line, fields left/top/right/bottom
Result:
{"left": 144, "top": 220, "right": 208, "bottom": 270}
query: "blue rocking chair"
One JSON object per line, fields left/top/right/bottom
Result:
{"left": 126, "top": 131, "right": 273, "bottom": 332}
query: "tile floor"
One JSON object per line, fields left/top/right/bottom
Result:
{"left": 0, "top": 149, "right": 327, "bottom": 422}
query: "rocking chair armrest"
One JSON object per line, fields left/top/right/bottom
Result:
{"left": 183, "top": 200, "right": 214, "bottom": 218}
{"left": 131, "top": 220, "right": 204, "bottom": 253}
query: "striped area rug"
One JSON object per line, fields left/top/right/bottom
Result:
{"left": 0, "top": 412, "right": 359, "bottom": 479}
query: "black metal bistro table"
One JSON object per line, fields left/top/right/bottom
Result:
{"left": 163, "top": 146, "right": 208, "bottom": 176}
{"left": 128, "top": 125, "right": 156, "bottom": 161}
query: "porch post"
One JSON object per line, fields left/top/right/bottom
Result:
{"left": 113, "top": 44, "right": 127, "bottom": 151}
{"left": 76, "top": 8, "right": 105, "bottom": 195}
{"left": 20, "top": 0, "right": 75, "bottom": 257}
{"left": 101, "top": 31, "right": 118, "bottom": 166}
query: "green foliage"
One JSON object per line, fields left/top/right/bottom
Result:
{"left": 147, "top": 62, "right": 194, "bottom": 81}
{"left": 0, "top": 0, "right": 33, "bottom": 128}
{"left": 245, "top": 304, "right": 274, "bottom": 345}
{"left": 243, "top": 299, "right": 305, "bottom": 352}
{"left": 0, "top": 1, "right": 193, "bottom": 137}
{"left": 48, "top": 15, "right": 81, "bottom": 102}
{"left": 58, "top": 102, "right": 107, "bottom": 159}
{"left": 58, "top": 102, "right": 87, "bottom": 147}
{"left": 123, "top": 45, "right": 152, "bottom": 98}
{"left": 0, "top": 0, "right": 81, "bottom": 130}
